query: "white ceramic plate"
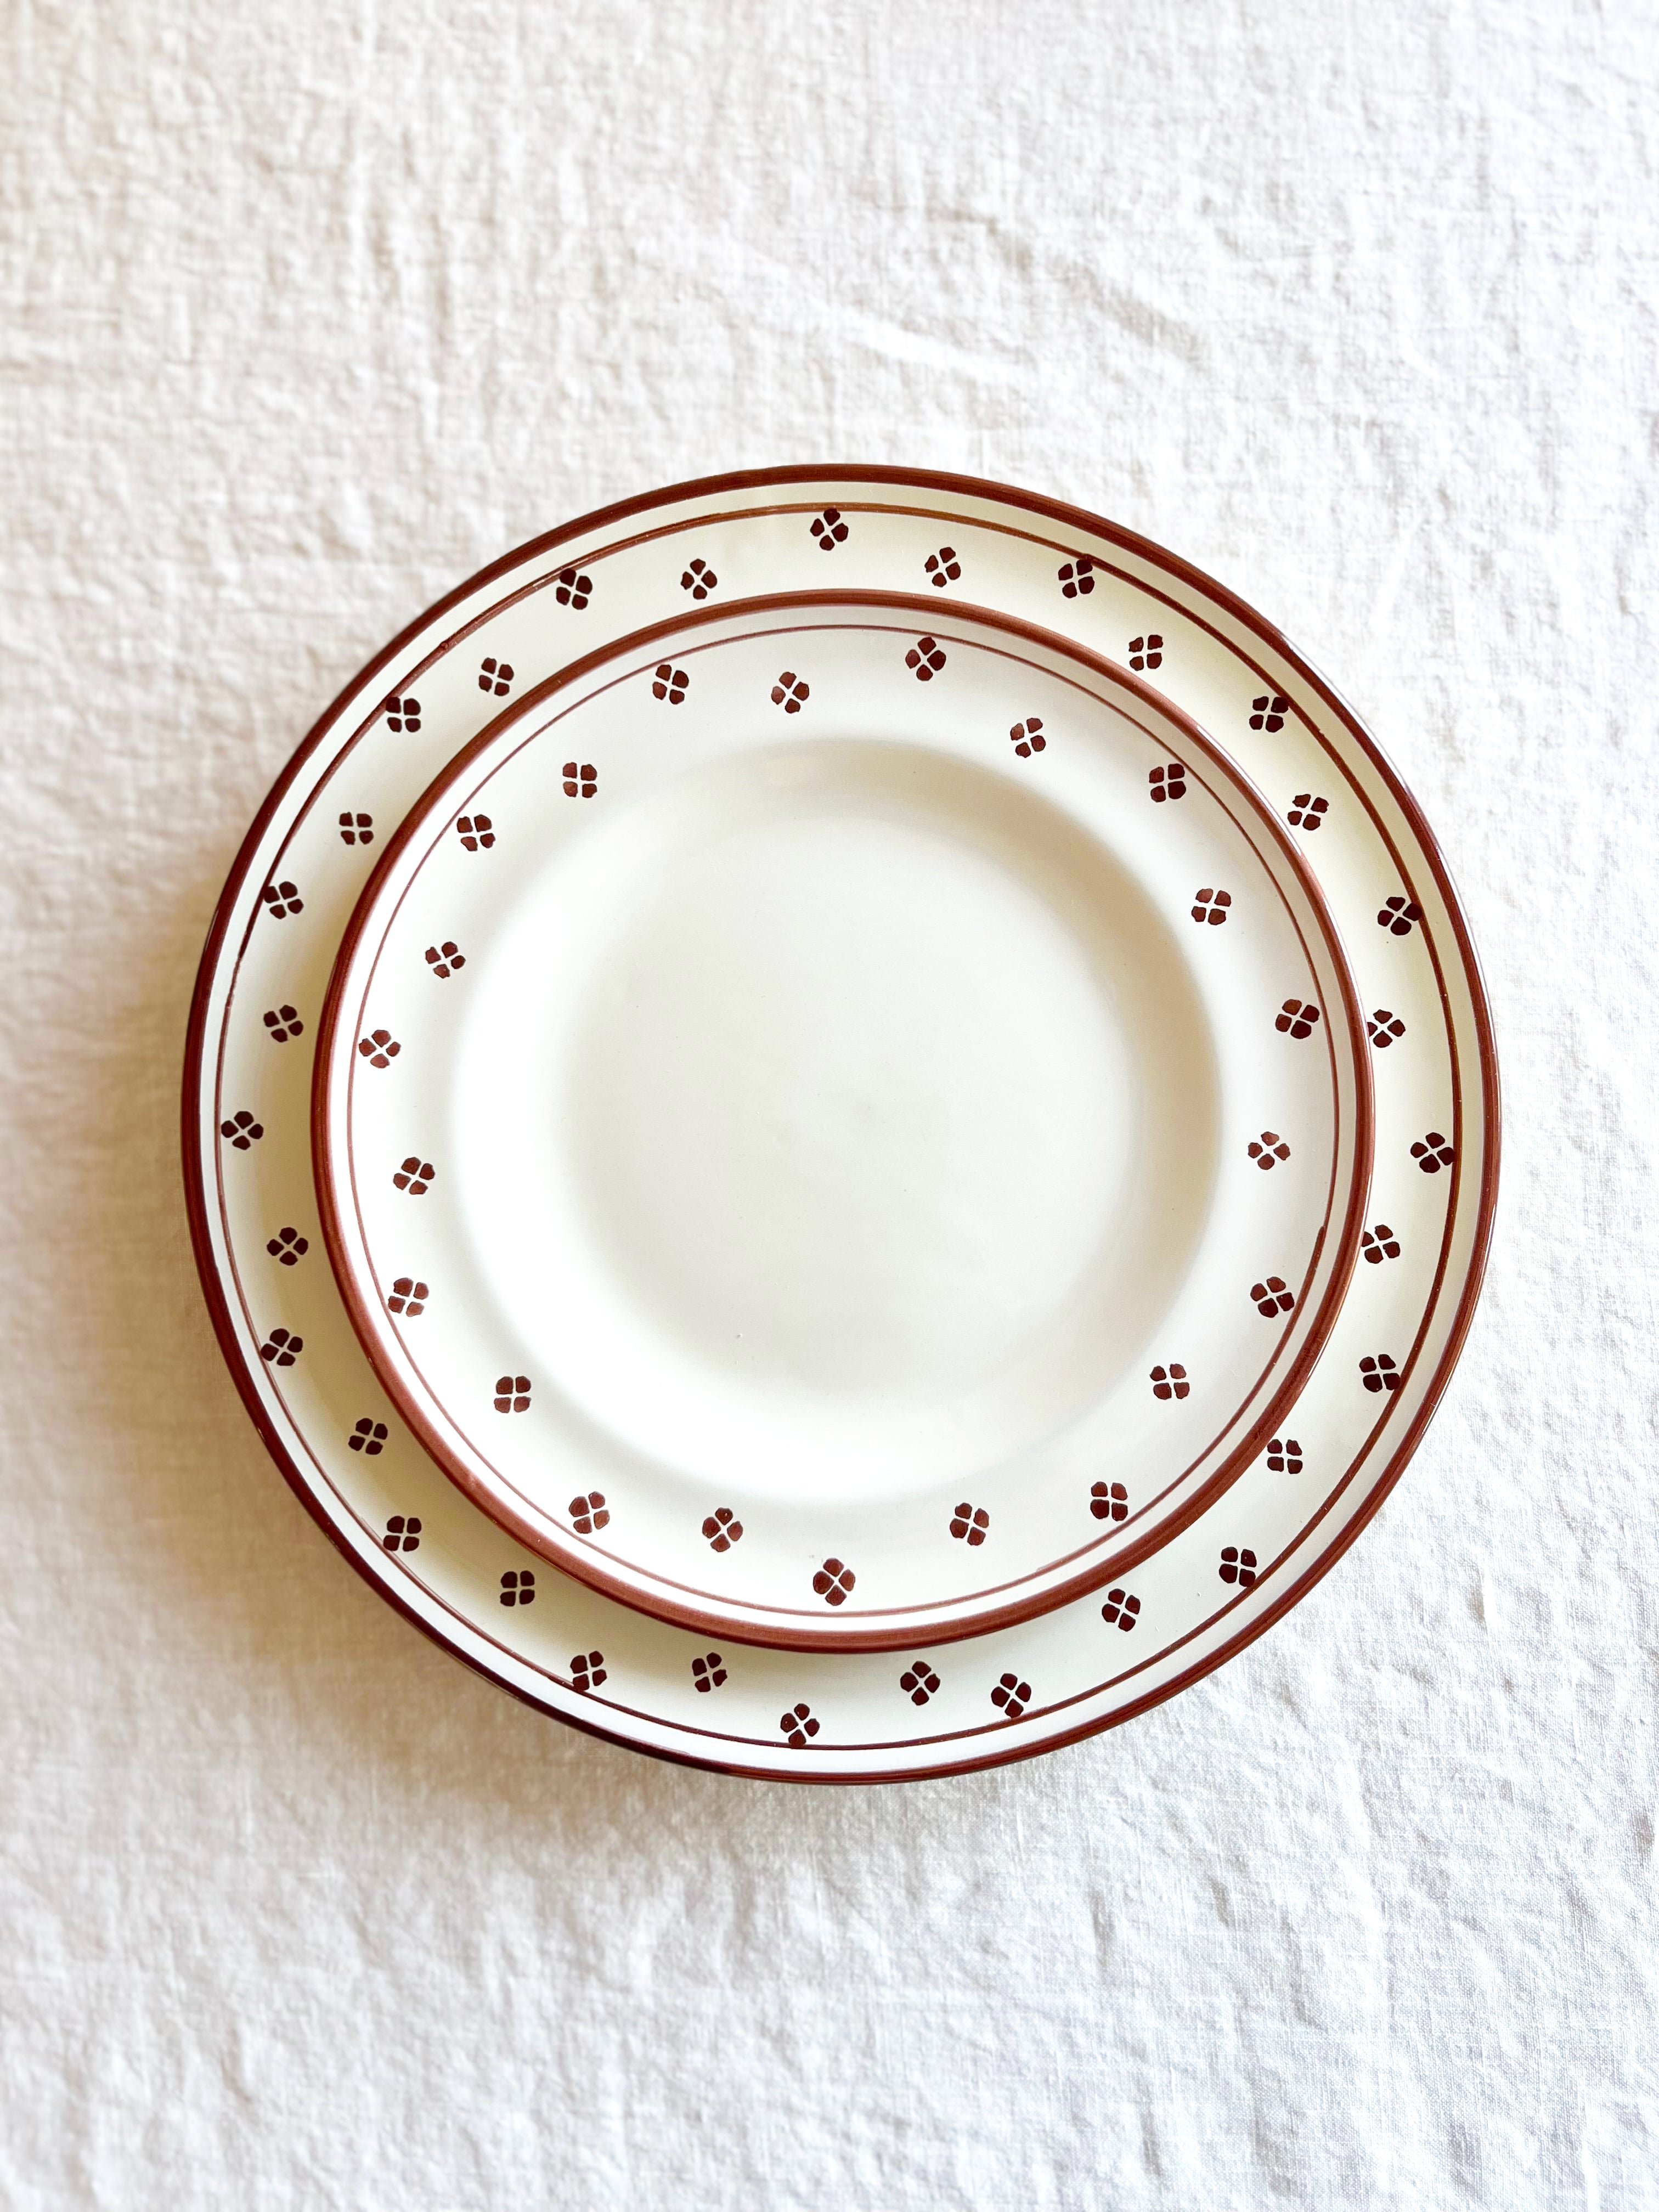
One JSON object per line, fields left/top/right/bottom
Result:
{"left": 314, "top": 593, "right": 1372, "bottom": 1649}
{"left": 183, "top": 469, "right": 1498, "bottom": 1780}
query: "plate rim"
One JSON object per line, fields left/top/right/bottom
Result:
{"left": 180, "top": 463, "right": 1501, "bottom": 1781}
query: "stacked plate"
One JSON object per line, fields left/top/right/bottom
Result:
{"left": 184, "top": 469, "right": 1499, "bottom": 1780}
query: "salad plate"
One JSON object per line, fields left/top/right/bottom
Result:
{"left": 314, "top": 592, "right": 1371, "bottom": 1649}
{"left": 183, "top": 467, "right": 1497, "bottom": 1780}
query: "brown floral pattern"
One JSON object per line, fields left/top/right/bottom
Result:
{"left": 812, "top": 1557, "right": 855, "bottom": 1606}
{"left": 1101, "top": 1588, "right": 1139, "bottom": 1630}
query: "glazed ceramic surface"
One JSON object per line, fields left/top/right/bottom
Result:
{"left": 315, "top": 594, "right": 1371, "bottom": 1649}
{"left": 183, "top": 469, "right": 1497, "bottom": 1780}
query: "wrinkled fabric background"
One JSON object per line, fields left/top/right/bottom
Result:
{"left": 3, "top": 3, "right": 1655, "bottom": 2206}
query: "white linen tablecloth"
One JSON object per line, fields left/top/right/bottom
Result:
{"left": 2, "top": 2, "right": 1655, "bottom": 2204}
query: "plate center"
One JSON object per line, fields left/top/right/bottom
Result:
{"left": 454, "top": 741, "right": 1221, "bottom": 1499}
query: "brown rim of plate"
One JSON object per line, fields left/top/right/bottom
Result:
{"left": 310, "top": 589, "right": 1375, "bottom": 1651}
{"left": 180, "top": 464, "right": 1500, "bottom": 1778}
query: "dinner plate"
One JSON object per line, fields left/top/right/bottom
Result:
{"left": 183, "top": 467, "right": 1498, "bottom": 1780}
{"left": 314, "top": 593, "right": 1372, "bottom": 1649}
